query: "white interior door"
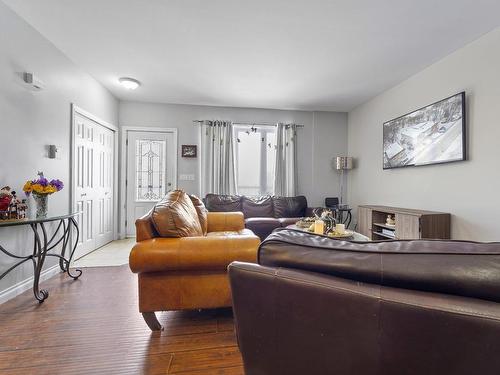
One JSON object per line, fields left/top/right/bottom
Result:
{"left": 94, "top": 125, "right": 115, "bottom": 248}
{"left": 73, "top": 111, "right": 115, "bottom": 259}
{"left": 126, "top": 130, "right": 176, "bottom": 237}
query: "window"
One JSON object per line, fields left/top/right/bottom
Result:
{"left": 234, "top": 126, "right": 276, "bottom": 196}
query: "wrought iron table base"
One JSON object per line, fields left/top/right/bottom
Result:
{"left": 0, "top": 216, "right": 81, "bottom": 303}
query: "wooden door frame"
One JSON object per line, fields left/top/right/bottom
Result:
{"left": 120, "top": 126, "right": 178, "bottom": 238}
{"left": 70, "top": 104, "right": 119, "bottom": 247}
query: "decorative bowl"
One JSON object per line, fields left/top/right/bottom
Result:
{"left": 295, "top": 217, "right": 316, "bottom": 228}
{"left": 327, "top": 230, "right": 355, "bottom": 239}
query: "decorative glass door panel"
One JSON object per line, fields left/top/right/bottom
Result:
{"left": 135, "top": 139, "right": 166, "bottom": 201}
{"left": 126, "top": 130, "right": 177, "bottom": 236}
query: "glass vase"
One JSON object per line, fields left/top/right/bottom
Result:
{"left": 33, "top": 194, "right": 48, "bottom": 219}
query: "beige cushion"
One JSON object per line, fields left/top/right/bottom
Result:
{"left": 151, "top": 190, "right": 203, "bottom": 237}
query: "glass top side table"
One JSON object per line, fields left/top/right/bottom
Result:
{"left": 0, "top": 212, "right": 82, "bottom": 302}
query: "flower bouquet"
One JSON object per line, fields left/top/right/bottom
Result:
{"left": 23, "top": 172, "right": 64, "bottom": 218}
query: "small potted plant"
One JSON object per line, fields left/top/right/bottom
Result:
{"left": 23, "top": 172, "right": 63, "bottom": 218}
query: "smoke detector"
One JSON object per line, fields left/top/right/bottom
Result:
{"left": 23, "top": 72, "right": 45, "bottom": 91}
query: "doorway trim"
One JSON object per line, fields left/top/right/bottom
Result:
{"left": 70, "top": 104, "right": 119, "bottom": 246}
{"left": 120, "top": 126, "right": 178, "bottom": 238}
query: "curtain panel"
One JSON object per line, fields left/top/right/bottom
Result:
{"left": 200, "top": 120, "right": 237, "bottom": 197}
{"left": 274, "top": 123, "right": 298, "bottom": 197}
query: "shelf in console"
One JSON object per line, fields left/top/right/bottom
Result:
{"left": 372, "top": 231, "right": 397, "bottom": 239}
{"left": 373, "top": 223, "right": 396, "bottom": 231}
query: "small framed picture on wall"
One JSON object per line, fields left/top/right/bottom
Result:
{"left": 181, "top": 145, "right": 197, "bottom": 158}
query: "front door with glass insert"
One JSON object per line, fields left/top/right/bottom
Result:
{"left": 126, "top": 130, "right": 176, "bottom": 236}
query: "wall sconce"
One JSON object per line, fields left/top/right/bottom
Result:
{"left": 48, "top": 145, "right": 59, "bottom": 159}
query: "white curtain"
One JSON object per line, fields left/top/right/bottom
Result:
{"left": 274, "top": 123, "right": 298, "bottom": 196}
{"left": 200, "top": 120, "right": 238, "bottom": 196}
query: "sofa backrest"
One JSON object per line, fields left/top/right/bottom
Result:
{"left": 272, "top": 196, "right": 307, "bottom": 218}
{"left": 259, "top": 229, "right": 500, "bottom": 303}
{"left": 205, "top": 194, "right": 242, "bottom": 212}
{"left": 205, "top": 193, "right": 308, "bottom": 218}
{"left": 242, "top": 196, "right": 274, "bottom": 218}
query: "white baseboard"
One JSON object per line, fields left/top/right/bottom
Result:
{"left": 0, "top": 264, "right": 60, "bottom": 305}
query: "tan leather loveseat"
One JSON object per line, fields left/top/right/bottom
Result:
{"left": 129, "top": 190, "right": 260, "bottom": 330}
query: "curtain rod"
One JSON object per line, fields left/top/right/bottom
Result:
{"left": 192, "top": 120, "right": 304, "bottom": 128}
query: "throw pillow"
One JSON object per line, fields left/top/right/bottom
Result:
{"left": 152, "top": 190, "right": 203, "bottom": 237}
{"left": 189, "top": 194, "right": 208, "bottom": 235}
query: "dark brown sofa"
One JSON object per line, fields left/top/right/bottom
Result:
{"left": 228, "top": 229, "right": 500, "bottom": 375}
{"left": 204, "top": 194, "right": 311, "bottom": 240}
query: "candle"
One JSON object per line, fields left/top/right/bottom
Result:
{"left": 314, "top": 220, "right": 324, "bottom": 234}
{"left": 336, "top": 223, "right": 345, "bottom": 234}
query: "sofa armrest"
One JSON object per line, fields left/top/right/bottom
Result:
{"left": 129, "top": 233, "right": 259, "bottom": 273}
{"left": 207, "top": 211, "right": 245, "bottom": 232}
{"left": 228, "top": 261, "right": 381, "bottom": 374}
{"left": 135, "top": 212, "right": 158, "bottom": 242}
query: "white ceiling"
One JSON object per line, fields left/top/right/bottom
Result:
{"left": 4, "top": 0, "right": 500, "bottom": 111}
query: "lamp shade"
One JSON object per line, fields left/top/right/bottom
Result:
{"left": 335, "top": 156, "right": 353, "bottom": 170}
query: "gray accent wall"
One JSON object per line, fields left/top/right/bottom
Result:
{"left": 348, "top": 27, "right": 500, "bottom": 241}
{"left": 119, "top": 102, "right": 348, "bottom": 207}
{"left": 0, "top": 3, "right": 118, "bottom": 298}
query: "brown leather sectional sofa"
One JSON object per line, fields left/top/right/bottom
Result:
{"left": 229, "top": 229, "right": 500, "bottom": 375}
{"left": 129, "top": 190, "right": 260, "bottom": 330}
{"left": 204, "top": 194, "right": 312, "bottom": 240}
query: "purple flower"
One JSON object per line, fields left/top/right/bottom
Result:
{"left": 36, "top": 177, "right": 49, "bottom": 186}
{"left": 50, "top": 179, "right": 64, "bottom": 191}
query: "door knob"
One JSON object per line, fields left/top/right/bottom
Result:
{"left": 81, "top": 193, "right": 87, "bottom": 197}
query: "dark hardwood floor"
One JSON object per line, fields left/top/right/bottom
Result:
{"left": 0, "top": 266, "right": 244, "bottom": 374}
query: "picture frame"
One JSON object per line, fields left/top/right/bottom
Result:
{"left": 383, "top": 91, "right": 466, "bottom": 169}
{"left": 181, "top": 145, "right": 197, "bottom": 158}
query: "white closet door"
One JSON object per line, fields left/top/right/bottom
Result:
{"left": 73, "top": 112, "right": 115, "bottom": 259}
{"left": 94, "top": 125, "right": 114, "bottom": 249}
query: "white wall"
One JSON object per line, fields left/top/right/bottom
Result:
{"left": 119, "top": 102, "right": 347, "bottom": 206}
{"left": 0, "top": 2, "right": 118, "bottom": 299}
{"left": 348, "top": 27, "right": 500, "bottom": 241}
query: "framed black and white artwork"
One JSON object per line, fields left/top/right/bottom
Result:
{"left": 383, "top": 92, "right": 466, "bottom": 169}
{"left": 181, "top": 145, "right": 197, "bottom": 158}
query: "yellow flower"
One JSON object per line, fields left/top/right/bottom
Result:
{"left": 45, "top": 186, "right": 56, "bottom": 194}
{"left": 23, "top": 181, "right": 33, "bottom": 193}
{"left": 32, "top": 184, "right": 44, "bottom": 194}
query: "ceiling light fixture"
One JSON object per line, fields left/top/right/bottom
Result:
{"left": 118, "top": 77, "right": 141, "bottom": 90}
